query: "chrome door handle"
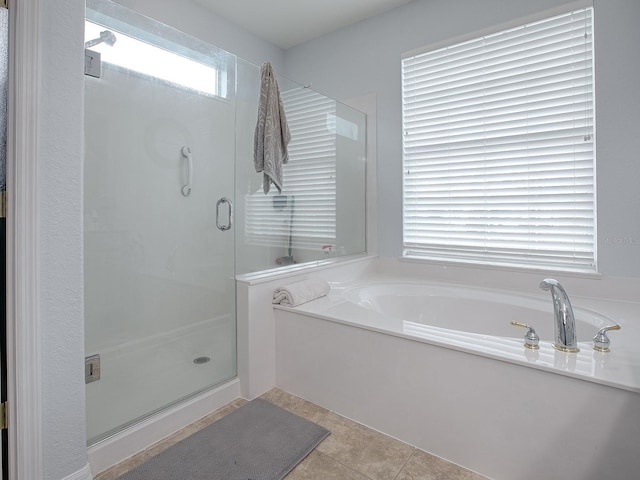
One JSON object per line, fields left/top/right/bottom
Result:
{"left": 216, "top": 197, "right": 232, "bottom": 231}
{"left": 181, "top": 146, "right": 193, "bottom": 197}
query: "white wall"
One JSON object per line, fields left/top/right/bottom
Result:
{"left": 39, "top": 1, "right": 87, "bottom": 478}
{"left": 284, "top": 0, "right": 640, "bottom": 278}
{"left": 592, "top": 0, "right": 640, "bottom": 277}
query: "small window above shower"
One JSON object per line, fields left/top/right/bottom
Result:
{"left": 85, "top": 0, "right": 234, "bottom": 99}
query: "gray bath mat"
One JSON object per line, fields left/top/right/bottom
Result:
{"left": 117, "top": 398, "right": 330, "bottom": 480}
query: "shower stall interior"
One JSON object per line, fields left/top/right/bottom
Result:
{"left": 84, "top": 0, "right": 366, "bottom": 444}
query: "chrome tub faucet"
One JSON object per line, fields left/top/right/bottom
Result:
{"left": 539, "top": 278, "right": 579, "bottom": 353}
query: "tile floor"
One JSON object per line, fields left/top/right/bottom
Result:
{"left": 94, "top": 388, "right": 488, "bottom": 480}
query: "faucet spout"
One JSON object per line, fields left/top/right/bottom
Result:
{"left": 539, "top": 278, "right": 579, "bottom": 353}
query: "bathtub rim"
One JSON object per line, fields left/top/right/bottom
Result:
{"left": 339, "top": 279, "right": 620, "bottom": 331}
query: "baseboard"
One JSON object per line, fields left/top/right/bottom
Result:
{"left": 62, "top": 463, "right": 93, "bottom": 480}
{"left": 87, "top": 378, "right": 241, "bottom": 476}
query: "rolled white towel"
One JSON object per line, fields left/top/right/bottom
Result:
{"left": 272, "top": 278, "right": 330, "bottom": 307}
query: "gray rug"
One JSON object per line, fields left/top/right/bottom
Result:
{"left": 118, "top": 398, "right": 330, "bottom": 480}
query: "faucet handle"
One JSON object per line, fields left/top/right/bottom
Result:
{"left": 511, "top": 321, "right": 540, "bottom": 350}
{"left": 593, "top": 324, "right": 621, "bottom": 353}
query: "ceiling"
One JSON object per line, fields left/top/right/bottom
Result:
{"left": 194, "top": 0, "right": 414, "bottom": 49}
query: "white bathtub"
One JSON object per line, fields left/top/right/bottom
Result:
{"left": 345, "top": 282, "right": 605, "bottom": 339}
{"left": 273, "top": 272, "right": 640, "bottom": 479}
{"left": 280, "top": 279, "right": 639, "bottom": 393}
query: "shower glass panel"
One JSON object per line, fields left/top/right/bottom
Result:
{"left": 235, "top": 58, "right": 367, "bottom": 274}
{"left": 84, "top": 0, "right": 237, "bottom": 444}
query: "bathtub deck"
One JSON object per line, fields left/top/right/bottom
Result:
{"left": 93, "top": 388, "right": 489, "bottom": 480}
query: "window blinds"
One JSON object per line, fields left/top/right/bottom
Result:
{"left": 402, "top": 7, "right": 595, "bottom": 271}
{"left": 245, "top": 87, "right": 337, "bottom": 248}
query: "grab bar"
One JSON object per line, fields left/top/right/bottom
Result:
{"left": 181, "top": 146, "right": 193, "bottom": 196}
{"left": 216, "top": 197, "right": 232, "bottom": 231}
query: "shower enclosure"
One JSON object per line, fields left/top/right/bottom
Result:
{"left": 84, "top": 0, "right": 366, "bottom": 444}
{"left": 84, "top": 1, "right": 238, "bottom": 443}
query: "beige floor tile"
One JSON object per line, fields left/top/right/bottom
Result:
{"left": 395, "top": 449, "right": 489, "bottom": 480}
{"left": 94, "top": 392, "right": 489, "bottom": 480}
{"left": 286, "top": 450, "right": 372, "bottom": 480}
{"left": 260, "top": 388, "right": 330, "bottom": 422}
{"left": 315, "top": 411, "right": 415, "bottom": 480}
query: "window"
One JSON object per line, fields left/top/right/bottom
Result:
{"left": 402, "top": 7, "right": 595, "bottom": 272}
{"left": 245, "top": 87, "right": 337, "bottom": 249}
{"left": 85, "top": 20, "right": 225, "bottom": 98}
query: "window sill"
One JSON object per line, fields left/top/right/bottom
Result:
{"left": 399, "top": 255, "right": 602, "bottom": 280}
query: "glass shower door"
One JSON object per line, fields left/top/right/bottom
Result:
{"left": 84, "top": 1, "right": 236, "bottom": 443}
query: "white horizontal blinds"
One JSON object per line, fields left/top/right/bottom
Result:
{"left": 245, "top": 87, "right": 337, "bottom": 248}
{"left": 402, "top": 7, "right": 595, "bottom": 271}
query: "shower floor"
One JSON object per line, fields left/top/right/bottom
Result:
{"left": 86, "top": 314, "right": 235, "bottom": 443}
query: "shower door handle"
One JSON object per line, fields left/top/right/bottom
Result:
{"left": 181, "top": 146, "right": 193, "bottom": 197}
{"left": 216, "top": 197, "right": 232, "bottom": 231}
